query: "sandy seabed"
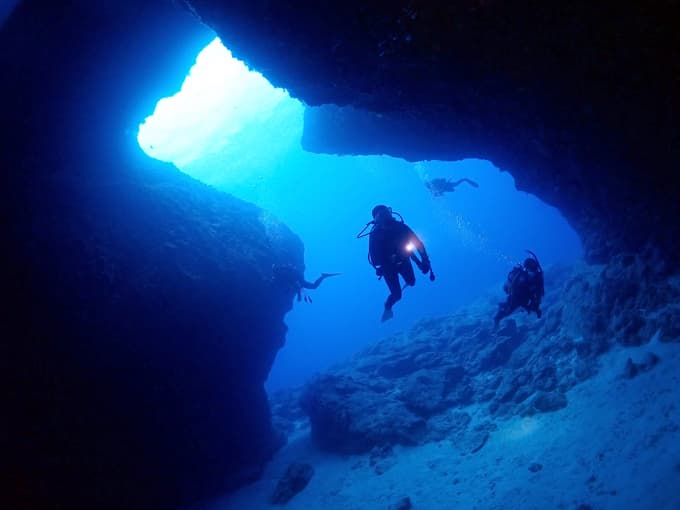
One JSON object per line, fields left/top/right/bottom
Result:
{"left": 205, "top": 339, "right": 680, "bottom": 510}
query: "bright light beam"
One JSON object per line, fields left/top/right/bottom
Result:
{"left": 137, "top": 38, "right": 296, "bottom": 168}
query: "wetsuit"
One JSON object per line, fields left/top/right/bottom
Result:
{"left": 494, "top": 265, "right": 544, "bottom": 326}
{"left": 369, "top": 219, "right": 429, "bottom": 312}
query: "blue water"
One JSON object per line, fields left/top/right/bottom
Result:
{"left": 257, "top": 155, "right": 582, "bottom": 389}
{"left": 138, "top": 39, "right": 583, "bottom": 390}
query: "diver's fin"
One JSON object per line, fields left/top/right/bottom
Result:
{"left": 381, "top": 308, "right": 394, "bottom": 322}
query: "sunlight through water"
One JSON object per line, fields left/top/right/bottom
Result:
{"left": 137, "top": 37, "right": 302, "bottom": 169}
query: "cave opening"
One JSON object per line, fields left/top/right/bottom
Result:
{"left": 138, "top": 37, "right": 583, "bottom": 390}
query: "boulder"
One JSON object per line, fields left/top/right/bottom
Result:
{"left": 301, "top": 375, "right": 426, "bottom": 453}
{"left": 270, "top": 462, "right": 315, "bottom": 505}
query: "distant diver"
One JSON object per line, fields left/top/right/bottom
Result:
{"left": 357, "top": 205, "right": 435, "bottom": 322}
{"left": 425, "top": 177, "right": 479, "bottom": 197}
{"left": 494, "top": 250, "right": 544, "bottom": 327}
{"left": 272, "top": 263, "right": 340, "bottom": 303}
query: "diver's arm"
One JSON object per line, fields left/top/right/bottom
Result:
{"left": 406, "top": 227, "right": 431, "bottom": 271}
{"left": 459, "top": 178, "right": 480, "bottom": 188}
{"left": 416, "top": 247, "right": 431, "bottom": 272}
{"left": 408, "top": 227, "right": 428, "bottom": 259}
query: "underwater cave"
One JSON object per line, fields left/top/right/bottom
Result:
{"left": 2, "top": 2, "right": 679, "bottom": 510}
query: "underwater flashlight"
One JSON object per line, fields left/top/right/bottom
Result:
{"left": 406, "top": 241, "right": 415, "bottom": 252}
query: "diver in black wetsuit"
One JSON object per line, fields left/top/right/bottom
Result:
{"left": 357, "top": 205, "right": 435, "bottom": 322}
{"left": 272, "top": 264, "right": 340, "bottom": 303}
{"left": 494, "top": 251, "right": 544, "bottom": 327}
{"left": 425, "top": 177, "right": 479, "bottom": 197}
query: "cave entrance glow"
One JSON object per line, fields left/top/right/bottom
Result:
{"left": 138, "top": 38, "right": 583, "bottom": 391}
{"left": 137, "top": 37, "right": 303, "bottom": 173}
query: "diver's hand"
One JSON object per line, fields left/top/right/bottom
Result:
{"left": 375, "top": 267, "right": 384, "bottom": 277}
{"left": 420, "top": 259, "right": 431, "bottom": 274}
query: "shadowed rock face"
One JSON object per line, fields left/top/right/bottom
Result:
{"left": 183, "top": 0, "right": 679, "bottom": 265}
{"left": 1, "top": 2, "right": 302, "bottom": 509}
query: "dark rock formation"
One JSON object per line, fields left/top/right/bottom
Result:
{"left": 623, "top": 352, "right": 660, "bottom": 379}
{"left": 1, "top": 2, "right": 302, "bottom": 509}
{"left": 390, "top": 496, "right": 413, "bottom": 510}
{"left": 182, "top": 0, "right": 679, "bottom": 266}
{"left": 526, "top": 391, "right": 569, "bottom": 415}
{"left": 528, "top": 463, "right": 543, "bottom": 473}
{"left": 456, "top": 422, "right": 496, "bottom": 455}
{"left": 270, "top": 462, "right": 315, "bottom": 505}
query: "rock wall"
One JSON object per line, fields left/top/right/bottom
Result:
{"left": 183, "top": 0, "right": 679, "bottom": 265}
{"left": 1, "top": 2, "right": 302, "bottom": 509}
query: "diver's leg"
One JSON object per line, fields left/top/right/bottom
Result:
{"left": 493, "top": 303, "right": 506, "bottom": 328}
{"left": 494, "top": 299, "right": 516, "bottom": 327}
{"left": 448, "top": 179, "right": 464, "bottom": 190}
{"left": 304, "top": 273, "right": 341, "bottom": 290}
{"left": 529, "top": 298, "right": 542, "bottom": 318}
{"left": 400, "top": 260, "right": 416, "bottom": 287}
{"left": 382, "top": 270, "right": 401, "bottom": 321}
{"left": 305, "top": 276, "right": 324, "bottom": 290}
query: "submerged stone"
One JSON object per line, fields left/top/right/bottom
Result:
{"left": 270, "top": 462, "right": 315, "bottom": 505}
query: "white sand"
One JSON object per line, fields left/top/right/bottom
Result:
{"left": 204, "top": 339, "right": 680, "bottom": 510}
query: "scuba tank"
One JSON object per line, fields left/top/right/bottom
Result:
{"left": 357, "top": 207, "right": 435, "bottom": 282}
{"left": 356, "top": 207, "right": 405, "bottom": 271}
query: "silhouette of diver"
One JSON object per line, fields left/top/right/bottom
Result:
{"left": 272, "top": 263, "right": 340, "bottom": 303}
{"left": 357, "top": 205, "right": 435, "bottom": 322}
{"left": 494, "top": 251, "right": 544, "bottom": 327}
{"left": 425, "top": 177, "right": 479, "bottom": 197}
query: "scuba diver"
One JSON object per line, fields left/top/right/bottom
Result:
{"left": 494, "top": 250, "right": 544, "bottom": 328}
{"left": 357, "top": 205, "right": 435, "bottom": 322}
{"left": 425, "top": 177, "right": 479, "bottom": 197}
{"left": 272, "top": 263, "right": 340, "bottom": 303}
